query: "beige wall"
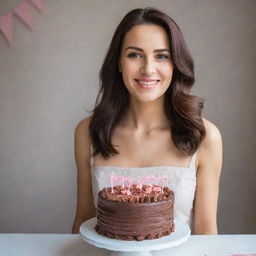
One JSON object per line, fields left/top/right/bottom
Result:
{"left": 0, "top": 0, "right": 255, "bottom": 233}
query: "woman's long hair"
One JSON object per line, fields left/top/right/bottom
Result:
{"left": 90, "top": 7, "right": 206, "bottom": 158}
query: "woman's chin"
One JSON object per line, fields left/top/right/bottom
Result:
{"left": 130, "top": 94, "right": 164, "bottom": 103}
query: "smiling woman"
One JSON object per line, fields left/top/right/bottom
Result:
{"left": 72, "top": 7, "right": 222, "bottom": 235}
{"left": 119, "top": 24, "right": 173, "bottom": 103}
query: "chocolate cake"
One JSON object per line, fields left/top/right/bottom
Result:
{"left": 95, "top": 184, "right": 175, "bottom": 241}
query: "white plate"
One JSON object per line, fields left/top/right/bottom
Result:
{"left": 80, "top": 217, "right": 190, "bottom": 252}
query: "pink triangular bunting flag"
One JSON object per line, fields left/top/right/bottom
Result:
{"left": 29, "top": 0, "right": 45, "bottom": 12}
{"left": 0, "top": 12, "right": 13, "bottom": 45}
{"left": 14, "top": 0, "right": 35, "bottom": 31}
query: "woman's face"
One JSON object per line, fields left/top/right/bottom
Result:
{"left": 119, "top": 24, "right": 174, "bottom": 103}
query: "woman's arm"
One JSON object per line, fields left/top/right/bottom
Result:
{"left": 193, "top": 119, "right": 223, "bottom": 234}
{"left": 71, "top": 117, "right": 96, "bottom": 234}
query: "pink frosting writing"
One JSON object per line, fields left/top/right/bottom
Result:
{"left": 109, "top": 172, "right": 168, "bottom": 192}
{"left": 137, "top": 175, "right": 168, "bottom": 184}
{"left": 109, "top": 173, "right": 133, "bottom": 187}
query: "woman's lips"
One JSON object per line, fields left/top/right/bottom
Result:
{"left": 135, "top": 79, "right": 160, "bottom": 89}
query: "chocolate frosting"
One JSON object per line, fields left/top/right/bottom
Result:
{"left": 95, "top": 184, "right": 175, "bottom": 241}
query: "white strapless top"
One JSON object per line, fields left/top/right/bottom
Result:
{"left": 90, "top": 153, "right": 197, "bottom": 231}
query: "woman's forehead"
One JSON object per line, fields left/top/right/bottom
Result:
{"left": 121, "top": 24, "right": 170, "bottom": 51}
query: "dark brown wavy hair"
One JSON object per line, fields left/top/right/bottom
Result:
{"left": 90, "top": 7, "right": 206, "bottom": 158}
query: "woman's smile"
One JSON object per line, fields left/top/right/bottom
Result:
{"left": 134, "top": 78, "right": 160, "bottom": 89}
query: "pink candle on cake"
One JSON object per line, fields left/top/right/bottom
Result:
{"left": 121, "top": 177, "right": 125, "bottom": 188}
{"left": 109, "top": 172, "right": 114, "bottom": 193}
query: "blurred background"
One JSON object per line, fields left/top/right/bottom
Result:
{"left": 0, "top": 0, "right": 255, "bottom": 233}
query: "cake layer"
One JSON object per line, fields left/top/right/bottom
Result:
{"left": 95, "top": 184, "right": 175, "bottom": 240}
{"left": 95, "top": 222, "right": 174, "bottom": 240}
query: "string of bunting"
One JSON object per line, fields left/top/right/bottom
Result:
{"left": 0, "top": 0, "right": 46, "bottom": 45}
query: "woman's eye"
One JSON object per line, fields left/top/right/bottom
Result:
{"left": 156, "top": 54, "right": 169, "bottom": 59}
{"left": 127, "top": 52, "right": 142, "bottom": 58}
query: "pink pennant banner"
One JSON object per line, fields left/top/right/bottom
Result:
{"left": 0, "top": 0, "right": 47, "bottom": 45}
{"left": 29, "top": 0, "right": 45, "bottom": 12}
{"left": 14, "top": 0, "right": 35, "bottom": 31}
{"left": 0, "top": 12, "right": 13, "bottom": 45}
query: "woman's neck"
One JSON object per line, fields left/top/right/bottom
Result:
{"left": 121, "top": 97, "right": 170, "bottom": 132}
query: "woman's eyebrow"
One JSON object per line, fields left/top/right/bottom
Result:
{"left": 124, "top": 46, "right": 170, "bottom": 53}
{"left": 155, "top": 48, "right": 170, "bottom": 53}
{"left": 124, "top": 46, "right": 143, "bottom": 52}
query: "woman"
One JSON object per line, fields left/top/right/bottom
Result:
{"left": 72, "top": 7, "right": 222, "bottom": 234}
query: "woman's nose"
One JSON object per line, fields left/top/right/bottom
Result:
{"left": 140, "top": 58, "right": 156, "bottom": 76}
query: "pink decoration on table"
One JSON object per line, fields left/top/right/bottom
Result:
{"left": 0, "top": 12, "right": 13, "bottom": 45}
{"left": 14, "top": 0, "right": 35, "bottom": 31}
{"left": 29, "top": 0, "right": 45, "bottom": 12}
{"left": 232, "top": 254, "right": 256, "bottom": 256}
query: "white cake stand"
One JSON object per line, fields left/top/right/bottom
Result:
{"left": 80, "top": 217, "right": 190, "bottom": 256}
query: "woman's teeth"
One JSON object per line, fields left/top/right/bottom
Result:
{"left": 135, "top": 79, "right": 159, "bottom": 86}
{"left": 138, "top": 81, "right": 158, "bottom": 85}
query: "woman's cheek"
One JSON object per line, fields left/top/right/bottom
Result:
{"left": 126, "top": 61, "right": 140, "bottom": 76}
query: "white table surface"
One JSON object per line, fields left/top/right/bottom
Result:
{"left": 0, "top": 233, "right": 256, "bottom": 256}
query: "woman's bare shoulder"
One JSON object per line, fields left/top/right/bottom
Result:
{"left": 75, "top": 116, "right": 92, "bottom": 139}
{"left": 197, "top": 118, "right": 222, "bottom": 168}
{"left": 74, "top": 116, "right": 93, "bottom": 163}
{"left": 201, "top": 118, "right": 222, "bottom": 148}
